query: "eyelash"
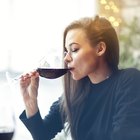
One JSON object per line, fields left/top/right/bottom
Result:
{"left": 71, "top": 48, "right": 79, "bottom": 52}
{"left": 64, "top": 48, "right": 79, "bottom": 54}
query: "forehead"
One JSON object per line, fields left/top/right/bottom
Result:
{"left": 65, "top": 29, "right": 87, "bottom": 46}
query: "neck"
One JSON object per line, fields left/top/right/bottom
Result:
{"left": 88, "top": 65, "right": 112, "bottom": 84}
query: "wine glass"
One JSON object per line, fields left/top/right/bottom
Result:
{"left": 0, "top": 83, "right": 15, "bottom": 140}
{"left": 6, "top": 54, "right": 70, "bottom": 83}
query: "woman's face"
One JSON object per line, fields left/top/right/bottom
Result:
{"left": 64, "top": 29, "right": 100, "bottom": 80}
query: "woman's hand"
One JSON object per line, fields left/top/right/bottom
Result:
{"left": 19, "top": 70, "right": 40, "bottom": 118}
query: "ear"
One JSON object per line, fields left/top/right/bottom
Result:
{"left": 96, "top": 42, "right": 106, "bottom": 56}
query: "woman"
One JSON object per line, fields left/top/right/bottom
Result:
{"left": 19, "top": 15, "right": 140, "bottom": 140}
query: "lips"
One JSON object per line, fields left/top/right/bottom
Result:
{"left": 68, "top": 66, "right": 74, "bottom": 70}
{"left": 67, "top": 65, "right": 74, "bottom": 72}
{"left": 68, "top": 67, "right": 74, "bottom": 72}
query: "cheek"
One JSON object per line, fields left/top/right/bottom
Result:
{"left": 77, "top": 53, "right": 98, "bottom": 70}
{"left": 71, "top": 55, "right": 98, "bottom": 80}
{"left": 80, "top": 60, "right": 96, "bottom": 75}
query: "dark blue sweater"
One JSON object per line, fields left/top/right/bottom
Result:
{"left": 20, "top": 68, "right": 140, "bottom": 140}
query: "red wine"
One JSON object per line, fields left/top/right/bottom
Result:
{"left": 0, "top": 132, "right": 14, "bottom": 140}
{"left": 36, "top": 68, "right": 70, "bottom": 79}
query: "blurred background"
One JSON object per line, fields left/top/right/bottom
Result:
{"left": 0, "top": 0, "right": 140, "bottom": 140}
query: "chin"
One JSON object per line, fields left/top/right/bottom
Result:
{"left": 71, "top": 74, "right": 85, "bottom": 81}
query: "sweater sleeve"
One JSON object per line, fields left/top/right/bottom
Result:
{"left": 112, "top": 68, "right": 140, "bottom": 140}
{"left": 19, "top": 98, "right": 64, "bottom": 140}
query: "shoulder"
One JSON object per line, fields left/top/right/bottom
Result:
{"left": 114, "top": 68, "right": 140, "bottom": 105}
{"left": 121, "top": 68, "right": 140, "bottom": 75}
{"left": 113, "top": 68, "right": 140, "bottom": 98}
{"left": 118, "top": 68, "right": 140, "bottom": 82}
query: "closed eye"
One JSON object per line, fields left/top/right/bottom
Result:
{"left": 64, "top": 43, "right": 80, "bottom": 54}
{"left": 71, "top": 48, "right": 79, "bottom": 53}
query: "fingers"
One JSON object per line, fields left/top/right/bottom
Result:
{"left": 19, "top": 70, "right": 40, "bottom": 104}
{"left": 20, "top": 70, "right": 39, "bottom": 81}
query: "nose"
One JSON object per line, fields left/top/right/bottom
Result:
{"left": 64, "top": 51, "right": 73, "bottom": 63}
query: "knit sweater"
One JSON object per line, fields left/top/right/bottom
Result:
{"left": 20, "top": 68, "right": 140, "bottom": 140}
